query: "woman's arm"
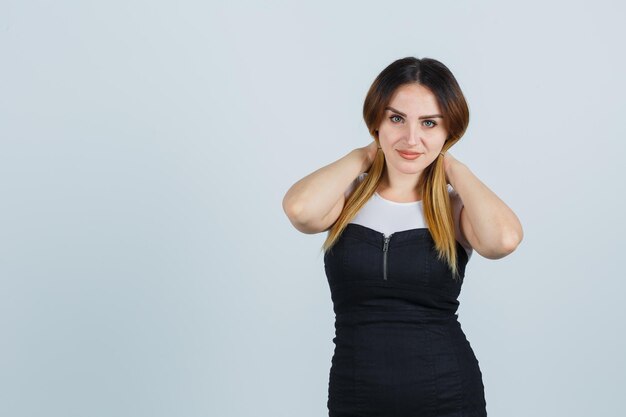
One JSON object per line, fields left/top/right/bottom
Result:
{"left": 443, "top": 152, "right": 524, "bottom": 259}
{"left": 282, "top": 144, "right": 374, "bottom": 234}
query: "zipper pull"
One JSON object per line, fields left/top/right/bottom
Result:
{"left": 383, "top": 234, "right": 392, "bottom": 280}
{"left": 383, "top": 236, "right": 390, "bottom": 252}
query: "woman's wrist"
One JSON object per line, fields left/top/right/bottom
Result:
{"left": 444, "top": 156, "right": 468, "bottom": 188}
{"left": 349, "top": 148, "right": 368, "bottom": 173}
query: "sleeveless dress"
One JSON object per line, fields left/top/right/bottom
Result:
{"left": 324, "top": 173, "right": 487, "bottom": 416}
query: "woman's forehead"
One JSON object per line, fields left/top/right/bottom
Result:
{"left": 388, "top": 84, "right": 440, "bottom": 113}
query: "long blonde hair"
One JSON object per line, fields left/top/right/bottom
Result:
{"left": 322, "top": 57, "right": 470, "bottom": 281}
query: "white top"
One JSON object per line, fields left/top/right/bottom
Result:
{"left": 344, "top": 172, "right": 473, "bottom": 260}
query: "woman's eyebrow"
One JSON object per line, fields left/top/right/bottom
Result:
{"left": 385, "top": 106, "right": 443, "bottom": 119}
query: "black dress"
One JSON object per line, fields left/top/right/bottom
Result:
{"left": 324, "top": 223, "right": 487, "bottom": 416}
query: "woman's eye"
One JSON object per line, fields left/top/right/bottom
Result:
{"left": 389, "top": 115, "right": 437, "bottom": 128}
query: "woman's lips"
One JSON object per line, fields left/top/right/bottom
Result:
{"left": 397, "top": 150, "right": 422, "bottom": 160}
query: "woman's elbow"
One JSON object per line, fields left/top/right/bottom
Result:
{"left": 479, "top": 229, "right": 523, "bottom": 260}
{"left": 498, "top": 228, "right": 524, "bottom": 257}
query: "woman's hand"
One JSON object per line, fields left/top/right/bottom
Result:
{"left": 360, "top": 140, "right": 380, "bottom": 171}
{"left": 353, "top": 140, "right": 380, "bottom": 173}
{"left": 441, "top": 151, "right": 463, "bottom": 185}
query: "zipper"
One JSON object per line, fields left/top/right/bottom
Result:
{"left": 383, "top": 234, "right": 392, "bottom": 280}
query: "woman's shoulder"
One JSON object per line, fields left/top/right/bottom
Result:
{"left": 344, "top": 172, "right": 369, "bottom": 198}
{"left": 447, "top": 184, "right": 462, "bottom": 212}
{"left": 446, "top": 184, "right": 473, "bottom": 257}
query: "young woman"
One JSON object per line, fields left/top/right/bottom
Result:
{"left": 282, "top": 56, "right": 523, "bottom": 417}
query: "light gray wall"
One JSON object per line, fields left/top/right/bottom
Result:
{"left": 1, "top": 1, "right": 624, "bottom": 416}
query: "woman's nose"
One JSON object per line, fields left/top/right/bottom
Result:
{"left": 406, "top": 126, "right": 423, "bottom": 145}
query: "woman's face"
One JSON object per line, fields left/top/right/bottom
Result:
{"left": 377, "top": 83, "right": 448, "bottom": 176}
